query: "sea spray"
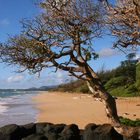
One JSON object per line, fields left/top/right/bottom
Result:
{"left": 0, "top": 91, "right": 39, "bottom": 127}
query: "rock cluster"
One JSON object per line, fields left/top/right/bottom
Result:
{"left": 0, "top": 123, "right": 123, "bottom": 140}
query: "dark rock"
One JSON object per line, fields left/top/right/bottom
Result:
{"left": 124, "top": 113, "right": 129, "bottom": 116}
{"left": 61, "top": 124, "right": 79, "bottom": 135}
{"left": 60, "top": 124, "right": 81, "bottom": 140}
{"left": 43, "top": 123, "right": 57, "bottom": 135}
{"left": 0, "top": 123, "right": 36, "bottom": 140}
{"left": 83, "top": 123, "right": 98, "bottom": 140}
{"left": 123, "top": 127, "right": 140, "bottom": 140}
{"left": 83, "top": 124, "right": 123, "bottom": 140}
{"left": 45, "top": 132, "right": 60, "bottom": 140}
{"left": 43, "top": 124, "right": 65, "bottom": 140}
{"left": 0, "top": 124, "right": 21, "bottom": 140}
{"left": 133, "top": 114, "right": 136, "bottom": 116}
{"left": 0, "top": 132, "right": 10, "bottom": 140}
{"left": 53, "top": 124, "right": 66, "bottom": 133}
{"left": 58, "top": 134, "right": 77, "bottom": 140}
{"left": 85, "top": 123, "right": 98, "bottom": 131}
{"left": 20, "top": 123, "right": 36, "bottom": 138}
{"left": 22, "top": 134, "right": 48, "bottom": 140}
{"left": 79, "top": 129, "right": 84, "bottom": 140}
{"left": 43, "top": 123, "right": 65, "bottom": 135}
{"left": 0, "top": 123, "right": 125, "bottom": 140}
{"left": 36, "top": 122, "right": 53, "bottom": 134}
{"left": 93, "top": 124, "right": 123, "bottom": 140}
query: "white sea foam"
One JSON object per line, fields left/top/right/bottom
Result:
{"left": 0, "top": 96, "right": 14, "bottom": 102}
{"left": 0, "top": 92, "right": 38, "bottom": 126}
{"left": 0, "top": 97, "right": 9, "bottom": 114}
{"left": 0, "top": 100, "right": 7, "bottom": 105}
{"left": 0, "top": 104, "right": 8, "bottom": 114}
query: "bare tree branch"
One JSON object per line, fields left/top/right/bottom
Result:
{"left": 106, "top": 0, "right": 140, "bottom": 49}
{"left": 0, "top": 0, "right": 139, "bottom": 138}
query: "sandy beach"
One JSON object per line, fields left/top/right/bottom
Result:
{"left": 32, "top": 92, "right": 140, "bottom": 129}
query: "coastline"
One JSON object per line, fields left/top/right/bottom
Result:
{"left": 32, "top": 91, "right": 140, "bottom": 129}
{"left": 0, "top": 92, "right": 38, "bottom": 127}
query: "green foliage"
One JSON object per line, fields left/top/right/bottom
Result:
{"left": 126, "top": 84, "right": 138, "bottom": 93}
{"left": 115, "top": 61, "right": 136, "bottom": 83}
{"left": 135, "top": 63, "right": 140, "bottom": 93}
{"left": 82, "top": 47, "right": 99, "bottom": 61}
{"left": 97, "top": 69, "right": 114, "bottom": 85}
{"left": 76, "top": 84, "right": 89, "bottom": 93}
{"left": 49, "top": 80, "right": 90, "bottom": 93}
{"left": 104, "top": 76, "right": 127, "bottom": 91}
{"left": 119, "top": 116, "right": 140, "bottom": 127}
{"left": 92, "top": 52, "right": 99, "bottom": 60}
{"left": 109, "top": 85, "right": 138, "bottom": 97}
{"left": 126, "top": 53, "right": 136, "bottom": 60}
{"left": 50, "top": 55, "right": 140, "bottom": 97}
{"left": 100, "top": 56, "right": 138, "bottom": 97}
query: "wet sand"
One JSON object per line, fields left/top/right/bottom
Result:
{"left": 33, "top": 92, "right": 140, "bottom": 129}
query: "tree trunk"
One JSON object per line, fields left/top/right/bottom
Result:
{"left": 87, "top": 81, "right": 120, "bottom": 125}
{"left": 86, "top": 69, "right": 140, "bottom": 139}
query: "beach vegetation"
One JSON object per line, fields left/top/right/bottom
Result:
{"left": 119, "top": 117, "right": 140, "bottom": 127}
{"left": 51, "top": 56, "right": 140, "bottom": 97}
{"left": 136, "top": 63, "right": 140, "bottom": 94}
{"left": 0, "top": 0, "right": 140, "bottom": 138}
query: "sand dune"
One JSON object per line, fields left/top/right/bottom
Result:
{"left": 32, "top": 92, "right": 140, "bottom": 129}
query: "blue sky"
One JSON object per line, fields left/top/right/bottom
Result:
{"left": 0, "top": 0, "right": 132, "bottom": 89}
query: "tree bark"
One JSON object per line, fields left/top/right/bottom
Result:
{"left": 86, "top": 68, "right": 140, "bottom": 139}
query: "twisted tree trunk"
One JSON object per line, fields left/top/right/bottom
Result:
{"left": 86, "top": 67, "right": 140, "bottom": 139}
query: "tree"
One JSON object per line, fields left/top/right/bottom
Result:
{"left": 120, "top": 53, "right": 137, "bottom": 84}
{"left": 105, "top": 0, "right": 140, "bottom": 50}
{"left": 136, "top": 62, "right": 140, "bottom": 93}
{"left": 126, "top": 53, "right": 137, "bottom": 60}
{"left": 0, "top": 0, "right": 139, "bottom": 138}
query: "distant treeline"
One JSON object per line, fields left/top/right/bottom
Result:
{"left": 50, "top": 57, "right": 140, "bottom": 97}
{"left": 0, "top": 85, "right": 57, "bottom": 92}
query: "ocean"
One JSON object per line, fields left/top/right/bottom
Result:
{"left": 0, "top": 90, "right": 39, "bottom": 127}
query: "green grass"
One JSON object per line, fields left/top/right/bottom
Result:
{"left": 49, "top": 80, "right": 140, "bottom": 97}
{"left": 109, "top": 87, "right": 137, "bottom": 97}
{"left": 119, "top": 116, "right": 140, "bottom": 127}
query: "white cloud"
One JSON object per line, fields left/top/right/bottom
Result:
{"left": 0, "top": 19, "right": 10, "bottom": 26}
{"left": 7, "top": 75, "right": 24, "bottom": 83}
{"left": 44, "top": 70, "right": 74, "bottom": 85}
{"left": 98, "top": 48, "right": 118, "bottom": 57}
{"left": 135, "top": 54, "right": 140, "bottom": 60}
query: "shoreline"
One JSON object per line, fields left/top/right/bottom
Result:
{"left": 0, "top": 93, "right": 38, "bottom": 127}
{"left": 32, "top": 91, "right": 140, "bottom": 129}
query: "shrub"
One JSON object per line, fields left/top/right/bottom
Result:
{"left": 76, "top": 84, "right": 89, "bottom": 93}
{"left": 119, "top": 116, "right": 140, "bottom": 127}
{"left": 105, "top": 76, "right": 127, "bottom": 91}
{"left": 136, "top": 63, "right": 140, "bottom": 93}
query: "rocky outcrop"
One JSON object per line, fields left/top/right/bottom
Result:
{"left": 0, "top": 123, "right": 127, "bottom": 140}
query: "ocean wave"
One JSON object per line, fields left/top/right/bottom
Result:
{"left": 0, "top": 93, "right": 35, "bottom": 104}
{"left": 0, "top": 91, "right": 37, "bottom": 98}
{"left": 0, "top": 92, "right": 37, "bottom": 114}
{"left": 0, "top": 104, "right": 8, "bottom": 114}
{"left": 0, "top": 92, "right": 38, "bottom": 126}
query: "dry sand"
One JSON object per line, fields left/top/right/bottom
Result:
{"left": 32, "top": 91, "right": 140, "bottom": 129}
